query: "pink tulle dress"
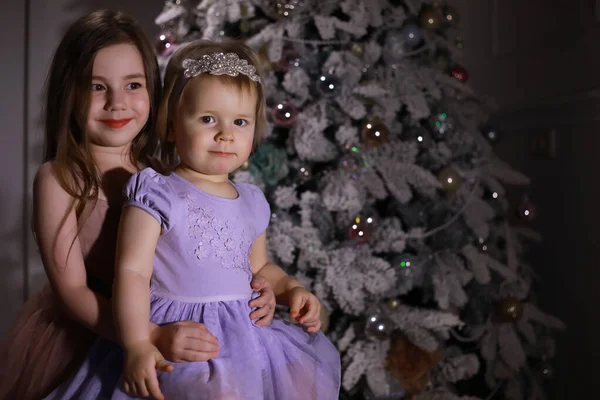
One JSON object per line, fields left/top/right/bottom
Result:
{"left": 0, "top": 197, "right": 120, "bottom": 399}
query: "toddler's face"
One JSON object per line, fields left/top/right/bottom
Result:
{"left": 173, "top": 75, "right": 257, "bottom": 177}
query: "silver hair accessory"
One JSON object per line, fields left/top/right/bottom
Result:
{"left": 182, "top": 52, "right": 261, "bottom": 84}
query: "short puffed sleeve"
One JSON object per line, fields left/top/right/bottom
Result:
{"left": 240, "top": 183, "right": 271, "bottom": 238}
{"left": 123, "top": 167, "right": 174, "bottom": 234}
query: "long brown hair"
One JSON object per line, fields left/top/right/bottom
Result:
{"left": 157, "top": 40, "right": 267, "bottom": 171}
{"left": 43, "top": 10, "right": 161, "bottom": 218}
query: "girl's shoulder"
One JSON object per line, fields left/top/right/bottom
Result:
{"left": 33, "top": 161, "right": 71, "bottom": 201}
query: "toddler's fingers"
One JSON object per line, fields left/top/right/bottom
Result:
{"left": 289, "top": 296, "right": 305, "bottom": 319}
{"left": 136, "top": 377, "right": 150, "bottom": 398}
{"left": 147, "top": 375, "right": 165, "bottom": 400}
{"left": 306, "top": 321, "right": 322, "bottom": 332}
{"left": 250, "top": 305, "right": 270, "bottom": 321}
{"left": 156, "top": 358, "right": 173, "bottom": 373}
{"left": 299, "top": 303, "right": 320, "bottom": 324}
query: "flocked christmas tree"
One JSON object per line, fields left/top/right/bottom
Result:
{"left": 153, "top": 1, "right": 565, "bottom": 398}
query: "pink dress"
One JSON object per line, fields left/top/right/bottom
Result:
{"left": 0, "top": 198, "right": 120, "bottom": 399}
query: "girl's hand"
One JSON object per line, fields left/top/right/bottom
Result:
{"left": 249, "top": 274, "right": 276, "bottom": 326}
{"left": 288, "top": 287, "right": 322, "bottom": 333}
{"left": 123, "top": 341, "right": 173, "bottom": 400}
{"left": 151, "top": 321, "right": 220, "bottom": 362}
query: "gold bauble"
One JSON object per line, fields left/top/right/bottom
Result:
{"left": 361, "top": 118, "right": 390, "bottom": 147}
{"left": 443, "top": 6, "right": 460, "bottom": 25}
{"left": 351, "top": 43, "right": 364, "bottom": 57}
{"left": 438, "top": 166, "right": 462, "bottom": 192}
{"left": 496, "top": 297, "right": 523, "bottom": 322}
{"left": 387, "top": 298, "right": 401, "bottom": 310}
{"left": 240, "top": 160, "right": 251, "bottom": 171}
{"left": 419, "top": 8, "right": 442, "bottom": 30}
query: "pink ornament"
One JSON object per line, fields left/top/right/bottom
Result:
{"left": 271, "top": 102, "right": 299, "bottom": 128}
{"left": 277, "top": 49, "right": 301, "bottom": 72}
{"left": 450, "top": 65, "right": 469, "bottom": 83}
{"left": 155, "top": 32, "right": 175, "bottom": 56}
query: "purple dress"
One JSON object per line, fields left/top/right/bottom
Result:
{"left": 45, "top": 167, "right": 340, "bottom": 400}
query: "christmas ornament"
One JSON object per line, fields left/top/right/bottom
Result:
{"left": 155, "top": 32, "right": 175, "bottom": 56}
{"left": 365, "top": 312, "right": 394, "bottom": 340}
{"left": 351, "top": 43, "right": 365, "bottom": 57}
{"left": 240, "top": 160, "right": 251, "bottom": 171}
{"left": 361, "top": 119, "right": 390, "bottom": 147}
{"left": 316, "top": 73, "right": 341, "bottom": 98}
{"left": 516, "top": 197, "right": 536, "bottom": 222}
{"left": 400, "top": 22, "right": 423, "bottom": 48}
{"left": 277, "top": 48, "right": 301, "bottom": 72}
{"left": 538, "top": 361, "right": 554, "bottom": 379}
{"left": 271, "top": 102, "right": 299, "bottom": 128}
{"left": 272, "top": 0, "right": 302, "bottom": 19}
{"left": 443, "top": 5, "right": 460, "bottom": 25}
{"left": 438, "top": 166, "right": 462, "bottom": 192}
{"left": 430, "top": 111, "right": 454, "bottom": 139}
{"left": 339, "top": 153, "right": 361, "bottom": 173}
{"left": 496, "top": 297, "right": 523, "bottom": 322}
{"left": 348, "top": 215, "right": 373, "bottom": 243}
{"left": 482, "top": 125, "right": 501, "bottom": 144}
{"left": 297, "top": 165, "right": 312, "bottom": 182}
{"left": 248, "top": 142, "right": 289, "bottom": 186}
{"left": 477, "top": 237, "right": 488, "bottom": 252}
{"left": 403, "top": 127, "right": 432, "bottom": 150}
{"left": 384, "top": 332, "right": 441, "bottom": 395}
{"left": 419, "top": 8, "right": 442, "bottom": 30}
{"left": 387, "top": 298, "right": 401, "bottom": 310}
{"left": 450, "top": 65, "right": 469, "bottom": 83}
{"left": 456, "top": 35, "right": 464, "bottom": 49}
{"left": 394, "top": 256, "right": 413, "bottom": 277}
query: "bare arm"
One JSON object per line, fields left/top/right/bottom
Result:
{"left": 113, "top": 206, "right": 161, "bottom": 347}
{"left": 249, "top": 232, "right": 303, "bottom": 305}
{"left": 33, "top": 162, "right": 116, "bottom": 339}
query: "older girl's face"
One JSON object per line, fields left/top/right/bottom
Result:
{"left": 85, "top": 43, "right": 150, "bottom": 152}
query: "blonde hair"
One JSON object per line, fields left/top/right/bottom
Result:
{"left": 157, "top": 39, "right": 267, "bottom": 170}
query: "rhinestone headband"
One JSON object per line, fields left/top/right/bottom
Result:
{"left": 182, "top": 52, "right": 261, "bottom": 84}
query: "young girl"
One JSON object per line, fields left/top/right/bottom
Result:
{"left": 0, "top": 12, "right": 275, "bottom": 399}
{"left": 45, "top": 40, "right": 341, "bottom": 400}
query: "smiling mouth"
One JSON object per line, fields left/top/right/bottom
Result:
{"left": 100, "top": 119, "right": 133, "bottom": 129}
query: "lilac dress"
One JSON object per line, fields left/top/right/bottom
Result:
{"left": 46, "top": 167, "right": 340, "bottom": 400}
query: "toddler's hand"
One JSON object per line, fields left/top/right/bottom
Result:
{"left": 249, "top": 274, "right": 276, "bottom": 326}
{"left": 288, "top": 287, "right": 322, "bottom": 333}
{"left": 123, "top": 341, "right": 173, "bottom": 400}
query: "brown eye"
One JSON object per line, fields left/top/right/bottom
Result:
{"left": 200, "top": 116, "right": 215, "bottom": 124}
{"left": 126, "top": 82, "right": 143, "bottom": 90}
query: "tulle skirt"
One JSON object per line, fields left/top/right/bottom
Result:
{"left": 0, "top": 285, "right": 96, "bottom": 399}
{"left": 46, "top": 291, "right": 341, "bottom": 399}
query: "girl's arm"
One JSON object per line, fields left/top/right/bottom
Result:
{"left": 113, "top": 206, "right": 160, "bottom": 347}
{"left": 249, "top": 232, "right": 303, "bottom": 305}
{"left": 33, "top": 162, "right": 116, "bottom": 339}
{"left": 250, "top": 232, "right": 322, "bottom": 332}
{"left": 34, "top": 163, "right": 218, "bottom": 355}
